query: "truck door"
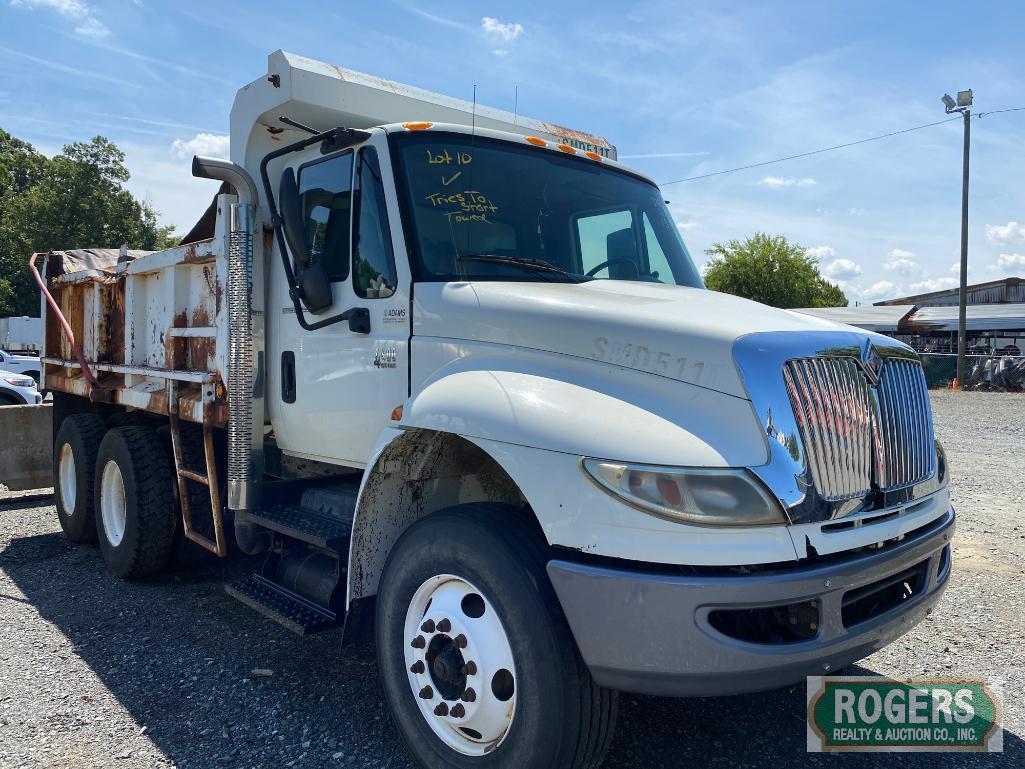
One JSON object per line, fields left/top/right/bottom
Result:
{"left": 272, "top": 139, "right": 409, "bottom": 467}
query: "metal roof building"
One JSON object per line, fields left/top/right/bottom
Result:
{"left": 873, "top": 277, "right": 1025, "bottom": 307}
{"left": 789, "top": 305, "right": 916, "bottom": 333}
{"left": 901, "top": 303, "right": 1025, "bottom": 333}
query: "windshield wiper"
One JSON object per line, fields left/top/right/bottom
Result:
{"left": 455, "top": 254, "right": 585, "bottom": 283}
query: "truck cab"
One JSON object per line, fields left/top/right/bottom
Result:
{"left": 38, "top": 51, "right": 954, "bottom": 769}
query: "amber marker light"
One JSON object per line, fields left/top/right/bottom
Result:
{"left": 391, "top": 405, "right": 404, "bottom": 421}
{"left": 556, "top": 143, "right": 577, "bottom": 154}
{"left": 524, "top": 136, "right": 547, "bottom": 147}
{"left": 585, "top": 151, "right": 603, "bottom": 162}
{"left": 403, "top": 121, "right": 433, "bottom": 131}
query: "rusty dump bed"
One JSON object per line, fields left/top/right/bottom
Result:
{"left": 38, "top": 196, "right": 235, "bottom": 426}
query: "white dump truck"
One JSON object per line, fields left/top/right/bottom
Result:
{"left": 37, "top": 51, "right": 954, "bottom": 768}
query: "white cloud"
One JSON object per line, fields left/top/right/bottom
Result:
{"left": 997, "top": 253, "right": 1025, "bottom": 270}
{"left": 847, "top": 207, "right": 867, "bottom": 216}
{"left": 908, "top": 277, "right": 958, "bottom": 293}
{"left": 676, "top": 220, "right": 699, "bottom": 232}
{"left": 492, "top": 49, "right": 509, "bottom": 57}
{"left": 11, "top": 0, "right": 108, "bottom": 38}
{"left": 823, "top": 258, "right": 863, "bottom": 280}
{"left": 804, "top": 245, "right": 835, "bottom": 260}
{"left": 758, "top": 176, "right": 816, "bottom": 188}
{"left": 883, "top": 248, "right": 921, "bottom": 275}
{"left": 481, "top": 17, "right": 523, "bottom": 41}
{"left": 74, "top": 16, "right": 108, "bottom": 37}
{"left": 170, "top": 133, "right": 229, "bottom": 161}
{"left": 11, "top": 0, "right": 88, "bottom": 16}
{"left": 858, "top": 280, "right": 899, "bottom": 301}
{"left": 986, "top": 221, "right": 1025, "bottom": 244}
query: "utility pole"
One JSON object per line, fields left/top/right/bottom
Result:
{"left": 942, "top": 90, "right": 973, "bottom": 388}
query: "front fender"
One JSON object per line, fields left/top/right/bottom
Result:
{"left": 401, "top": 340, "right": 768, "bottom": 467}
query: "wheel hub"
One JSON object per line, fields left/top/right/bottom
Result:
{"left": 99, "top": 459, "right": 127, "bottom": 547}
{"left": 427, "top": 635, "right": 467, "bottom": 699}
{"left": 58, "top": 443, "right": 77, "bottom": 516}
{"left": 403, "top": 575, "right": 517, "bottom": 756}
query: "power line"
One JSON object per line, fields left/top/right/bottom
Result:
{"left": 657, "top": 107, "right": 1025, "bottom": 186}
{"left": 977, "top": 106, "right": 1025, "bottom": 117}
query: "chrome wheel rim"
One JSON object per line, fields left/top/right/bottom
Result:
{"left": 58, "top": 443, "right": 77, "bottom": 515}
{"left": 403, "top": 574, "right": 517, "bottom": 756}
{"left": 99, "top": 460, "right": 127, "bottom": 547}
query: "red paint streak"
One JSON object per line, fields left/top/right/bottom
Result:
{"left": 28, "top": 252, "right": 99, "bottom": 391}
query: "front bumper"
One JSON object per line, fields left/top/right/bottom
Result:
{"left": 547, "top": 507, "right": 954, "bottom": 697}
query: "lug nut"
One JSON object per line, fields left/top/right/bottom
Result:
{"left": 437, "top": 618, "right": 452, "bottom": 633}
{"left": 421, "top": 619, "right": 436, "bottom": 633}
{"left": 434, "top": 702, "right": 449, "bottom": 716}
{"left": 411, "top": 635, "right": 426, "bottom": 649}
{"left": 450, "top": 703, "right": 465, "bottom": 718}
{"left": 454, "top": 634, "right": 468, "bottom": 649}
{"left": 462, "top": 661, "right": 477, "bottom": 676}
{"left": 462, "top": 687, "right": 477, "bottom": 703}
{"left": 419, "top": 686, "right": 433, "bottom": 700}
{"left": 410, "top": 660, "right": 425, "bottom": 674}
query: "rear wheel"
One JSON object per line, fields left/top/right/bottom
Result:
{"left": 53, "top": 414, "right": 106, "bottom": 543}
{"left": 94, "top": 426, "right": 175, "bottom": 579}
{"left": 376, "top": 503, "right": 617, "bottom": 769}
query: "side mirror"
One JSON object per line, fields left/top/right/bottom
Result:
{"left": 297, "top": 262, "right": 333, "bottom": 314}
{"left": 279, "top": 167, "right": 332, "bottom": 314}
{"left": 279, "top": 167, "right": 311, "bottom": 270}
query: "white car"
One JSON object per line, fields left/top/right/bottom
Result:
{"left": 0, "top": 369, "right": 41, "bottom": 406}
{"left": 0, "top": 350, "right": 42, "bottom": 385}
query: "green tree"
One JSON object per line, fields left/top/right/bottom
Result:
{"left": 0, "top": 130, "right": 178, "bottom": 317}
{"left": 703, "top": 233, "right": 848, "bottom": 308}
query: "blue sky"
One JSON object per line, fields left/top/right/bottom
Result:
{"left": 2, "top": 0, "right": 1024, "bottom": 304}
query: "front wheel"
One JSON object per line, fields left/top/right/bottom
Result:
{"left": 376, "top": 504, "right": 617, "bottom": 769}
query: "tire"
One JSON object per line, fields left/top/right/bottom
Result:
{"left": 94, "top": 426, "right": 176, "bottom": 579}
{"left": 376, "top": 503, "right": 618, "bottom": 769}
{"left": 53, "top": 413, "right": 106, "bottom": 543}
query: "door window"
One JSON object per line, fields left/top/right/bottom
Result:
{"left": 353, "top": 147, "right": 398, "bottom": 298}
{"left": 298, "top": 152, "right": 353, "bottom": 281}
{"left": 576, "top": 209, "right": 638, "bottom": 279}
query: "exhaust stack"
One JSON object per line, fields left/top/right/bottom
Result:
{"left": 192, "top": 156, "right": 261, "bottom": 516}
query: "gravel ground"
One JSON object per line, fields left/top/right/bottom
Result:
{"left": 0, "top": 391, "right": 1022, "bottom": 768}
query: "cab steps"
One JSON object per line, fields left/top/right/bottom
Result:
{"left": 226, "top": 574, "right": 339, "bottom": 636}
{"left": 235, "top": 505, "right": 350, "bottom": 549}
{"left": 234, "top": 481, "right": 359, "bottom": 550}
{"left": 225, "top": 483, "right": 358, "bottom": 635}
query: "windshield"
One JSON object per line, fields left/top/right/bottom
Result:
{"left": 393, "top": 133, "right": 704, "bottom": 286}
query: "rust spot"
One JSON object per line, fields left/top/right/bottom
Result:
{"left": 105, "top": 283, "right": 126, "bottom": 364}
{"left": 183, "top": 243, "right": 216, "bottom": 264}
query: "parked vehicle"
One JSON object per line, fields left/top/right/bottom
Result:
{"left": 0, "top": 316, "right": 42, "bottom": 354}
{"left": 37, "top": 51, "right": 954, "bottom": 769}
{"left": 0, "top": 369, "right": 42, "bottom": 405}
{"left": 0, "top": 349, "right": 41, "bottom": 385}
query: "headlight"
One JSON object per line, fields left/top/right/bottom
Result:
{"left": 935, "top": 440, "right": 948, "bottom": 487}
{"left": 2, "top": 375, "right": 35, "bottom": 388}
{"left": 582, "top": 459, "right": 787, "bottom": 526}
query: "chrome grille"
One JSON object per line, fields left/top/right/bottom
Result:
{"left": 875, "top": 358, "right": 936, "bottom": 489}
{"left": 783, "top": 356, "right": 934, "bottom": 500}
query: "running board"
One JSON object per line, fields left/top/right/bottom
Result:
{"left": 225, "top": 575, "right": 339, "bottom": 636}
{"left": 235, "top": 505, "right": 351, "bottom": 550}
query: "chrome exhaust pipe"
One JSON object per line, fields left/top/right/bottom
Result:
{"left": 192, "top": 156, "right": 260, "bottom": 518}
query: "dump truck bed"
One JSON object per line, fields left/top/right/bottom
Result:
{"left": 38, "top": 198, "right": 235, "bottom": 425}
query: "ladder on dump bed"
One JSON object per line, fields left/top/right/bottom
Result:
{"left": 167, "top": 380, "right": 228, "bottom": 557}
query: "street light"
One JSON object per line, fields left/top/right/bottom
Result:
{"left": 942, "top": 89, "right": 972, "bottom": 389}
